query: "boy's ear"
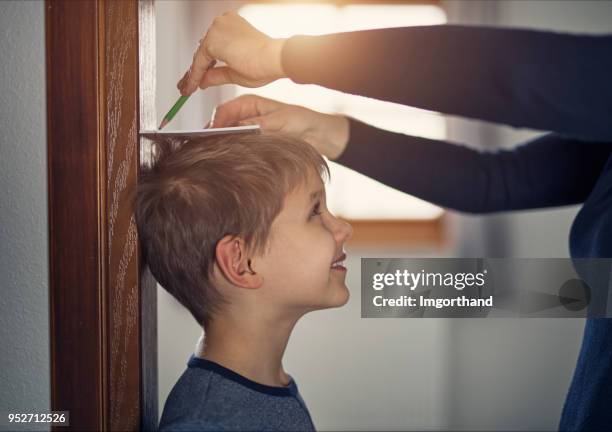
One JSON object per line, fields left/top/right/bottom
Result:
{"left": 215, "top": 235, "right": 262, "bottom": 289}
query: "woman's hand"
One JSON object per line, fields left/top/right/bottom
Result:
{"left": 177, "top": 10, "right": 287, "bottom": 96}
{"left": 210, "top": 94, "right": 350, "bottom": 160}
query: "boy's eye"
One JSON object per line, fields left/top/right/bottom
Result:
{"left": 309, "top": 201, "right": 322, "bottom": 219}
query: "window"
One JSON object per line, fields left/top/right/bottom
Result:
{"left": 231, "top": 2, "right": 447, "bottom": 222}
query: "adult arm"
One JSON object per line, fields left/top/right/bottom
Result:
{"left": 282, "top": 25, "right": 612, "bottom": 141}
{"left": 336, "top": 118, "right": 612, "bottom": 214}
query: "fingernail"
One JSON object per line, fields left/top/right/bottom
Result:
{"left": 204, "top": 121, "right": 211, "bottom": 128}
{"left": 177, "top": 70, "right": 189, "bottom": 89}
{"left": 209, "top": 107, "right": 217, "bottom": 127}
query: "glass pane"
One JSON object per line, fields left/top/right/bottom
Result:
{"left": 237, "top": 3, "right": 447, "bottom": 220}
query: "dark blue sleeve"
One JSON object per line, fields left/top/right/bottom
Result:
{"left": 335, "top": 118, "right": 612, "bottom": 214}
{"left": 282, "top": 25, "right": 612, "bottom": 141}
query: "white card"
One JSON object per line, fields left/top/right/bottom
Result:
{"left": 139, "top": 124, "right": 260, "bottom": 137}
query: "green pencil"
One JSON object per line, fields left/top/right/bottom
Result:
{"left": 158, "top": 95, "right": 190, "bottom": 130}
{"left": 159, "top": 60, "right": 217, "bottom": 130}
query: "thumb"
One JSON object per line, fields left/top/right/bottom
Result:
{"left": 212, "top": 94, "right": 283, "bottom": 128}
{"left": 199, "top": 66, "right": 256, "bottom": 89}
{"left": 238, "top": 113, "right": 285, "bottom": 132}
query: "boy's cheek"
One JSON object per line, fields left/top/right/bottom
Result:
{"left": 268, "top": 260, "right": 333, "bottom": 304}
{"left": 260, "top": 230, "right": 336, "bottom": 300}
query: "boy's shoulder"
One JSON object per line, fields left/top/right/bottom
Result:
{"left": 158, "top": 355, "right": 316, "bottom": 432}
{"left": 158, "top": 419, "right": 227, "bottom": 432}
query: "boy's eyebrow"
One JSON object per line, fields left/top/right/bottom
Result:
{"left": 308, "top": 189, "right": 322, "bottom": 204}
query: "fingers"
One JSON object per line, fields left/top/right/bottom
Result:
{"left": 198, "top": 66, "right": 231, "bottom": 88}
{"left": 198, "top": 66, "right": 252, "bottom": 89}
{"left": 237, "top": 114, "right": 283, "bottom": 131}
{"left": 178, "top": 10, "right": 241, "bottom": 95}
{"left": 212, "top": 95, "right": 281, "bottom": 127}
{"left": 179, "top": 38, "right": 216, "bottom": 96}
{"left": 179, "top": 10, "right": 283, "bottom": 95}
{"left": 177, "top": 70, "right": 190, "bottom": 92}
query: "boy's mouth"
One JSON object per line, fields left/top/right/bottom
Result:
{"left": 331, "top": 252, "right": 347, "bottom": 271}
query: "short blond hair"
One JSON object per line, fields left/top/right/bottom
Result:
{"left": 133, "top": 132, "right": 329, "bottom": 326}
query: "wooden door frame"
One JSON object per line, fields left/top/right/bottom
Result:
{"left": 46, "top": 0, "right": 157, "bottom": 430}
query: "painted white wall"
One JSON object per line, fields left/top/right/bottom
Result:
{"left": 0, "top": 1, "right": 49, "bottom": 431}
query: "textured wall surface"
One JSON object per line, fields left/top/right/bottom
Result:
{"left": 0, "top": 1, "right": 49, "bottom": 430}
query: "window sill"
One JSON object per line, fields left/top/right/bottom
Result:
{"left": 344, "top": 213, "right": 446, "bottom": 249}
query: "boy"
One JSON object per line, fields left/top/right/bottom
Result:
{"left": 134, "top": 132, "right": 353, "bottom": 431}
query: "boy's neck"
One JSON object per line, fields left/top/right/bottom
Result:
{"left": 196, "top": 310, "right": 300, "bottom": 388}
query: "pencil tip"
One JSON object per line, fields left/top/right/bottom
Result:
{"left": 158, "top": 119, "right": 168, "bottom": 130}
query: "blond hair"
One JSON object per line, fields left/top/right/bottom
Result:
{"left": 133, "top": 132, "right": 329, "bottom": 326}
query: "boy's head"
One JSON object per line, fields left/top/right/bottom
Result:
{"left": 134, "top": 132, "right": 352, "bottom": 328}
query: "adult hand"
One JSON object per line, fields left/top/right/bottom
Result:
{"left": 177, "top": 10, "right": 287, "bottom": 96}
{"left": 210, "top": 94, "right": 350, "bottom": 160}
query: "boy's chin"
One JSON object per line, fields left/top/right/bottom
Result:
{"left": 319, "top": 284, "right": 351, "bottom": 310}
{"left": 334, "top": 285, "right": 350, "bottom": 307}
{"left": 295, "top": 284, "right": 350, "bottom": 314}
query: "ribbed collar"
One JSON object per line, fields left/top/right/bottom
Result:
{"left": 188, "top": 354, "right": 298, "bottom": 397}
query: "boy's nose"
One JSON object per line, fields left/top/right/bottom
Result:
{"left": 329, "top": 215, "right": 353, "bottom": 243}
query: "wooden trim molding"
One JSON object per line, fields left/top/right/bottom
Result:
{"left": 345, "top": 214, "right": 447, "bottom": 249}
{"left": 47, "top": 0, "right": 156, "bottom": 430}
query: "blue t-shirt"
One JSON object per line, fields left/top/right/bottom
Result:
{"left": 158, "top": 355, "right": 316, "bottom": 431}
